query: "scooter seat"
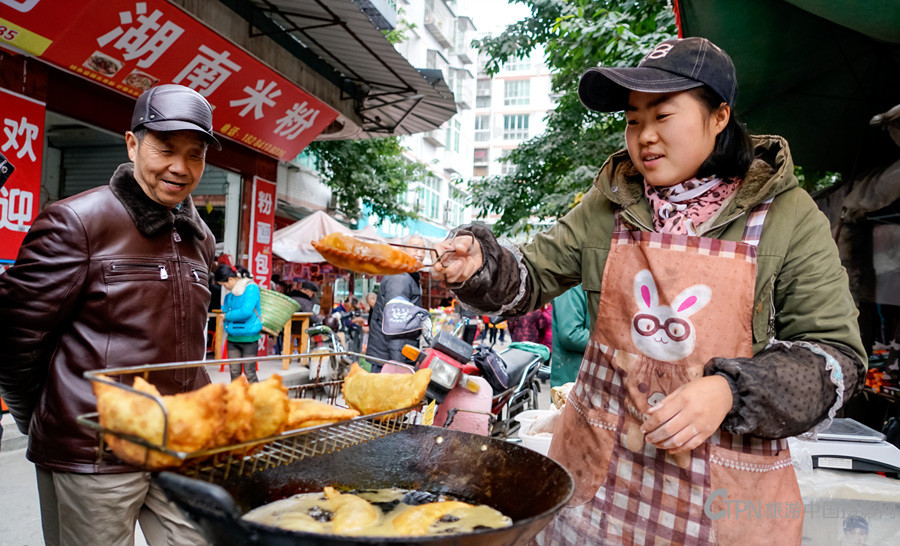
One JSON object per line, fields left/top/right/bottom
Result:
{"left": 498, "top": 348, "right": 541, "bottom": 388}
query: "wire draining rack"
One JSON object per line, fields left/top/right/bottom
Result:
{"left": 76, "top": 351, "right": 423, "bottom": 482}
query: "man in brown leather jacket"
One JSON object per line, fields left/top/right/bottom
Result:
{"left": 0, "top": 84, "right": 219, "bottom": 545}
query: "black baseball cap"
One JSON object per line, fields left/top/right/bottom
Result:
{"left": 301, "top": 280, "right": 319, "bottom": 293}
{"left": 578, "top": 37, "right": 737, "bottom": 113}
{"left": 131, "top": 84, "right": 221, "bottom": 149}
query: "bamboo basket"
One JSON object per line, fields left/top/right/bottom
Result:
{"left": 258, "top": 289, "right": 300, "bottom": 336}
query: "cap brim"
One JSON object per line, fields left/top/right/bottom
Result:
{"left": 578, "top": 67, "right": 704, "bottom": 112}
{"left": 140, "top": 120, "right": 222, "bottom": 150}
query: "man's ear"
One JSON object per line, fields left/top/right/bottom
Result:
{"left": 125, "top": 131, "right": 139, "bottom": 162}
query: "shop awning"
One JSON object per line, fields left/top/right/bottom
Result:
{"left": 675, "top": 0, "right": 900, "bottom": 177}
{"left": 221, "top": 0, "right": 458, "bottom": 137}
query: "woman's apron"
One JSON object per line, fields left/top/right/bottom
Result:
{"left": 537, "top": 202, "right": 803, "bottom": 545}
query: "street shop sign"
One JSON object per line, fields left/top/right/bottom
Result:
{"left": 0, "top": 0, "right": 339, "bottom": 161}
{"left": 0, "top": 87, "right": 44, "bottom": 265}
{"left": 249, "top": 176, "right": 276, "bottom": 290}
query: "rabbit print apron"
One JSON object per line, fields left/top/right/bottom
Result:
{"left": 536, "top": 202, "right": 803, "bottom": 545}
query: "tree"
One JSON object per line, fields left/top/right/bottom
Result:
{"left": 470, "top": 0, "right": 676, "bottom": 235}
{"left": 309, "top": 137, "right": 425, "bottom": 224}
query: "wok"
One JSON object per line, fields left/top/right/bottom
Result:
{"left": 156, "top": 425, "right": 573, "bottom": 545}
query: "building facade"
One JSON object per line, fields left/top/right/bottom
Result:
{"left": 0, "top": 0, "right": 456, "bottom": 290}
{"left": 472, "top": 44, "right": 555, "bottom": 179}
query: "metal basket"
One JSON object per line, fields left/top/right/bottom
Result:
{"left": 258, "top": 289, "right": 300, "bottom": 336}
{"left": 77, "top": 352, "right": 422, "bottom": 482}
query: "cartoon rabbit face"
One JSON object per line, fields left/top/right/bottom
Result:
{"left": 630, "top": 269, "right": 711, "bottom": 362}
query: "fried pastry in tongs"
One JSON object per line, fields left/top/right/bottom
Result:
{"left": 310, "top": 231, "right": 475, "bottom": 276}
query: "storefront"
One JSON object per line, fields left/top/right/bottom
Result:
{"left": 0, "top": 0, "right": 339, "bottom": 288}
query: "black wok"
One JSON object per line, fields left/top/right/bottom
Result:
{"left": 156, "top": 425, "right": 573, "bottom": 545}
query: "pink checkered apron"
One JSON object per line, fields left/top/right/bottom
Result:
{"left": 535, "top": 201, "right": 803, "bottom": 545}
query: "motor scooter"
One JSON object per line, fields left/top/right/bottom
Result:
{"left": 400, "top": 331, "right": 494, "bottom": 436}
{"left": 487, "top": 346, "right": 546, "bottom": 439}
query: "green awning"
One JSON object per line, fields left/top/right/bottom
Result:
{"left": 676, "top": 0, "right": 900, "bottom": 177}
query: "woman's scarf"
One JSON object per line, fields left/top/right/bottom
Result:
{"left": 230, "top": 277, "right": 252, "bottom": 296}
{"left": 644, "top": 176, "right": 742, "bottom": 235}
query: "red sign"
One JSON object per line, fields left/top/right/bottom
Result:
{"left": 0, "top": 87, "right": 44, "bottom": 264}
{"left": 0, "top": 0, "right": 338, "bottom": 161}
{"left": 249, "top": 176, "right": 276, "bottom": 290}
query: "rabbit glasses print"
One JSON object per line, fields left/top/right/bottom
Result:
{"left": 631, "top": 269, "right": 711, "bottom": 362}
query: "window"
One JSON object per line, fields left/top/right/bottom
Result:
{"left": 503, "top": 56, "right": 530, "bottom": 72}
{"left": 476, "top": 79, "right": 491, "bottom": 108}
{"left": 504, "top": 80, "right": 530, "bottom": 106}
{"left": 447, "top": 118, "right": 461, "bottom": 153}
{"left": 473, "top": 166, "right": 488, "bottom": 177}
{"left": 417, "top": 176, "right": 441, "bottom": 220}
{"left": 473, "top": 148, "right": 488, "bottom": 164}
{"left": 500, "top": 150, "right": 515, "bottom": 175}
{"left": 503, "top": 114, "right": 529, "bottom": 140}
{"left": 474, "top": 115, "right": 490, "bottom": 142}
{"left": 446, "top": 186, "right": 466, "bottom": 226}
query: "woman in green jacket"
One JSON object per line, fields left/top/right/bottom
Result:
{"left": 433, "top": 37, "right": 865, "bottom": 544}
{"left": 551, "top": 285, "right": 591, "bottom": 387}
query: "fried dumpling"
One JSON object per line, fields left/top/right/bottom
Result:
{"left": 341, "top": 364, "right": 431, "bottom": 415}
{"left": 216, "top": 375, "right": 254, "bottom": 444}
{"left": 311, "top": 232, "right": 422, "bottom": 276}
{"left": 247, "top": 374, "right": 290, "bottom": 439}
{"left": 285, "top": 398, "right": 359, "bottom": 430}
{"left": 323, "top": 487, "right": 380, "bottom": 534}
{"left": 94, "top": 376, "right": 226, "bottom": 469}
{"left": 392, "top": 501, "right": 474, "bottom": 536}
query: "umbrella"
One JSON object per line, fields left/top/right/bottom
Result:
{"left": 675, "top": 0, "right": 900, "bottom": 179}
{"left": 272, "top": 210, "right": 352, "bottom": 263}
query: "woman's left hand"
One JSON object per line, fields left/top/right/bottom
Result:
{"left": 641, "top": 375, "right": 733, "bottom": 454}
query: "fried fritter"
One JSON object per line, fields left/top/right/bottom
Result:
{"left": 341, "top": 364, "right": 431, "bottom": 415}
{"left": 285, "top": 398, "right": 359, "bottom": 430}
{"left": 216, "top": 375, "right": 254, "bottom": 445}
{"left": 392, "top": 501, "right": 474, "bottom": 536}
{"left": 323, "top": 487, "right": 380, "bottom": 534}
{"left": 94, "top": 376, "right": 226, "bottom": 469}
{"left": 311, "top": 232, "right": 422, "bottom": 276}
{"left": 247, "top": 374, "right": 290, "bottom": 439}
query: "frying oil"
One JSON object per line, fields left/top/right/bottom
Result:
{"left": 243, "top": 487, "right": 512, "bottom": 536}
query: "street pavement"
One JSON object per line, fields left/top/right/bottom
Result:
{"left": 0, "top": 338, "right": 551, "bottom": 544}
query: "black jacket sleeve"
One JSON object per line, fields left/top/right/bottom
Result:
{"left": 705, "top": 341, "right": 866, "bottom": 438}
{"left": 0, "top": 204, "right": 88, "bottom": 433}
{"left": 447, "top": 223, "right": 532, "bottom": 315}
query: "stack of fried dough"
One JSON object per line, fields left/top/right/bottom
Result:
{"left": 93, "top": 374, "right": 360, "bottom": 470}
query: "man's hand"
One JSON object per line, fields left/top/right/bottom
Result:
{"left": 431, "top": 235, "right": 483, "bottom": 284}
{"left": 641, "top": 375, "right": 733, "bottom": 454}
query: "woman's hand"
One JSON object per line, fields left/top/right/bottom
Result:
{"left": 431, "top": 235, "right": 483, "bottom": 284}
{"left": 641, "top": 375, "right": 733, "bottom": 454}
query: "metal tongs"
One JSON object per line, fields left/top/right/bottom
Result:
{"left": 357, "top": 229, "right": 475, "bottom": 269}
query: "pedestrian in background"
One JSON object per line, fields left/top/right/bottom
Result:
{"left": 551, "top": 285, "right": 591, "bottom": 387}
{"left": 216, "top": 264, "right": 262, "bottom": 383}
{"left": 0, "top": 84, "right": 217, "bottom": 545}
{"left": 366, "top": 234, "right": 426, "bottom": 370}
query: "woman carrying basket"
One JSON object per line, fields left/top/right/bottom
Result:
{"left": 215, "top": 264, "right": 262, "bottom": 382}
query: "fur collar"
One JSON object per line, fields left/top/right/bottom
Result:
{"left": 109, "top": 163, "right": 207, "bottom": 240}
{"left": 229, "top": 277, "right": 253, "bottom": 296}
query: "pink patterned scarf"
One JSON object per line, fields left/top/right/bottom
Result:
{"left": 644, "top": 176, "right": 742, "bottom": 235}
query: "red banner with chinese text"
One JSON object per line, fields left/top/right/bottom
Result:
{"left": 0, "top": 87, "right": 44, "bottom": 265}
{"left": 249, "top": 176, "right": 275, "bottom": 290}
{"left": 0, "top": 0, "right": 338, "bottom": 161}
